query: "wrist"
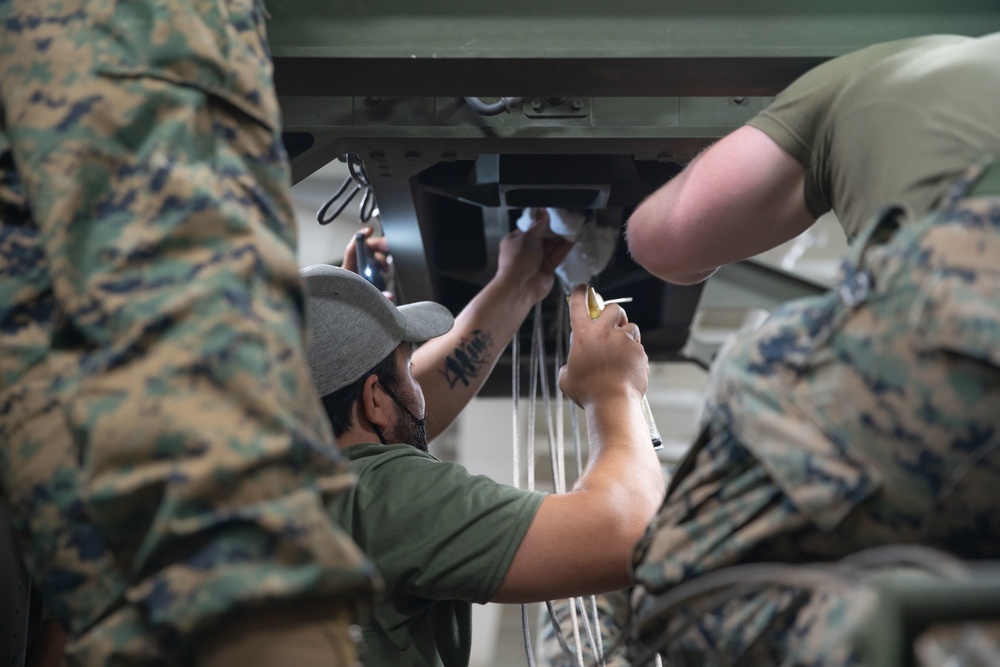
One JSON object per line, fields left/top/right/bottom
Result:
{"left": 577, "top": 386, "right": 644, "bottom": 411}
{"left": 583, "top": 394, "right": 648, "bottom": 445}
{"left": 487, "top": 269, "right": 538, "bottom": 314}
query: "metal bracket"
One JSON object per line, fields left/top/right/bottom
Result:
{"left": 523, "top": 97, "right": 590, "bottom": 119}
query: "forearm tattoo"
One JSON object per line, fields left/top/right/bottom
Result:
{"left": 442, "top": 329, "right": 493, "bottom": 388}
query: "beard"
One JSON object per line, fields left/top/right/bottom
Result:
{"left": 388, "top": 400, "right": 429, "bottom": 453}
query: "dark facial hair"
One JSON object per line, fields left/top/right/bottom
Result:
{"left": 375, "top": 382, "right": 429, "bottom": 453}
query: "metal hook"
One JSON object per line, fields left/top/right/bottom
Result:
{"left": 316, "top": 175, "right": 354, "bottom": 225}
{"left": 317, "top": 183, "right": 361, "bottom": 225}
{"left": 359, "top": 187, "right": 376, "bottom": 222}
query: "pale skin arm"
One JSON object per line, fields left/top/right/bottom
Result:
{"left": 413, "top": 210, "right": 571, "bottom": 440}
{"left": 625, "top": 125, "right": 815, "bottom": 285}
{"left": 491, "top": 286, "right": 666, "bottom": 603}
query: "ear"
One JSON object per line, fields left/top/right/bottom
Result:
{"left": 359, "top": 374, "right": 393, "bottom": 430}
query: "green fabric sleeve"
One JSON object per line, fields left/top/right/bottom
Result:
{"left": 745, "top": 62, "right": 840, "bottom": 220}
{"left": 745, "top": 36, "right": 971, "bottom": 225}
{"left": 746, "top": 112, "right": 813, "bottom": 170}
{"left": 350, "top": 445, "right": 546, "bottom": 604}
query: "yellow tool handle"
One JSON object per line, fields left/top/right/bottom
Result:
{"left": 586, "top": 286, "right": 605, "bottom": 320}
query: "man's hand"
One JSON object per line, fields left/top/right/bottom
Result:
{"left": 341, "top": 226, "right": 390, "bottom": 276}
{"left": 496, "top": 208, "right": 573, "bottom": 304}
{"left": 559, "top": 284, "right": 648, "bottom": 408}
{"left": 341, "top": 226, "right": 394, "bottom": 299}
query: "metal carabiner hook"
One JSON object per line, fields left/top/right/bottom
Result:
{"left": 316, "top": 176, "right": 355, "bottom": 225}
{"left": 317, "top": 183, "right": 362, "bottom": 225}
{"left": 359, "top": 187, "right": 376, "bottom": 222}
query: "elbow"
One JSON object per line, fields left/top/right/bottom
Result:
{"left": 600, "top": 509, "right": 656, "bottom": 579}
{"left": 667, "top": 267, "right": 719, "bottom": 286}
{"left": 626, "top": 209, "right": 711, "bottom": 285}
{"left": 625, "top": 209, "right": 668, "bottom": 279}
{"left": 606, "top": 482, "right": 664, "bottom": 550}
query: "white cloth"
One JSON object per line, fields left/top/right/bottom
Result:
{"left": 516, "top": 208, "right": 617, "bottom": 291}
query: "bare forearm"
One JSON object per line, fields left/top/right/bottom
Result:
{"left": 493, "top": 289, "right": 664, "bottom": 603}
{"left": 576, "top": 396, "right": 665, "bottom": 536}
{"left": 494, "top": 396, "right": 664, "bottom": 603}
{"left": 414, "top": 274, "right": 536, "bottom": 438}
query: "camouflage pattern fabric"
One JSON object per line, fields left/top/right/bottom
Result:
{"left": 629, "top": 161, "right": 1000, "bottom": 666}
{"left": 630, "top": 567, "right": 879, "bottom": 667}
{"left": 0, "top": 1, "right": 376, "bottom": 664}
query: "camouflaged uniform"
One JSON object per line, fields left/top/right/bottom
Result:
{"left": 0, "top": 1, "right": 375, "bottom": 664}
{"left": 629, "top": 162, "right": 1000, "bottom": 666}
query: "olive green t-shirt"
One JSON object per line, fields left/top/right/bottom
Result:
{"left": 747, "top": 32, "right": 1000, "bottom": 239}
{"left": 329, "top": 443, "right": 546, "bottom": 667}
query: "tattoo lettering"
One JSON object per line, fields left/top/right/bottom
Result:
{"left": 442, "top": 329, "right": 493, "bottom": 388}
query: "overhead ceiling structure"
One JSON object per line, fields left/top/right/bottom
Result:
{"left": 268, "top": 0, "right": 1000, "bottom": 394}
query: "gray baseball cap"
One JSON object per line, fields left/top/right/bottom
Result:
{"left": 301, "top": 264, "right": 455, "bottom": 397}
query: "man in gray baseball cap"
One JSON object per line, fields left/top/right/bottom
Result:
{"left": 302, "top": 263, "right": 454, "bottom": 452}
{"left": 300, "top": 212, "right": 666, "bottom": 667}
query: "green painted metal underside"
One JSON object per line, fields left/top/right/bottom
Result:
{"left": 268, "top": 0, "right": 998, "bottom": 62}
